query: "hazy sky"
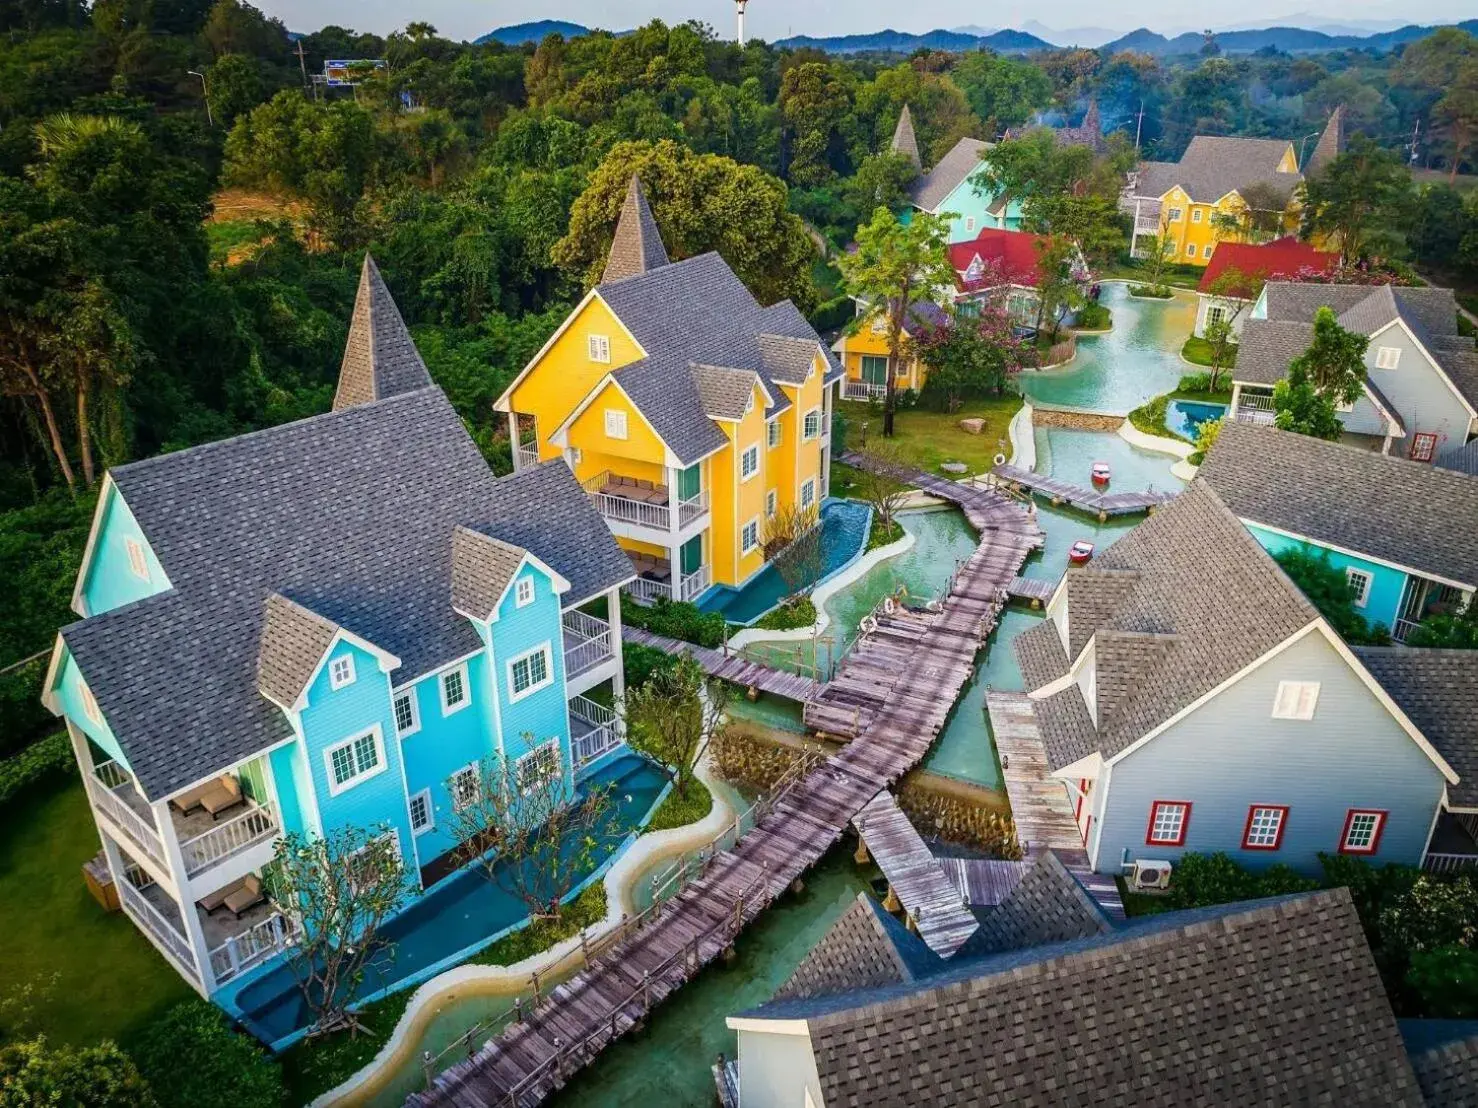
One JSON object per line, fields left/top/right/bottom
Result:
{"left": 253, "top": 0, "right": 1473, "bottom": 44}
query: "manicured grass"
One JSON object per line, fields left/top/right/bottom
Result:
{"left": 865, "top": 516, "right": 904, "bottom": 551}
{"left": 1179, "top": 336, "right": 1237, "bottom": 367}
{"left": 837, "top": 395, "right": 1022, "bottom": 477}
{"left": 644, "top": 778, "right": 714, "bottom": 834}
{"left": 751, "top": 597, "right": 816, "bottom": 632}
{"left": 1098, "top": 261, "right": 1202, "bottom": 290}
{"left": 0, "top": 781, "right": 193, "bottom": 1046}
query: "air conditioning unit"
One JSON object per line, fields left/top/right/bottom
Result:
{"left": 1131, "top": 859, "right": 1173, "bottom": 891}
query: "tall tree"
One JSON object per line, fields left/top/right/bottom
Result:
{"left": 1299, "top": 135, "right": 1411, "bottom": 265}
{"left": 915, "top": 301, "right": 1031, "bottom": 409}
{"left": 624, "top": 655, "right": 729, "bottom": 800}
{"left": 837, "top": 207, "right": 955, "bottom": 436}
{"left": 1289, "top": 304, "right": 1367, "bottom": 404}
{"left": 1200, "top": 267, "right": 1263, "bottom": 391}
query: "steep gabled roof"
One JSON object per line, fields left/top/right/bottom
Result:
{"left": 908, "top": 136, "right": 991, "bottom": 212}
{"left": 332, "top": 255, "right": 434, "bottom": 411}
{"left": 1197, "top": 237, "right": 1338, "bottom": 297}
{"left": 601, "top": 175, "right": 670, "bottom": 284}
{"left": 889, "top": 104, "right": 921, "bottom": 169}
{"left": 957, "top": 851, "right": 1111, "bottom": 956}
{"left": 257, "top": 593, "right": 345, "bottom": 709}
{"left": 690, "top": 363, "right": 760, "bottom": 421}
{"left": 1131, "top": 135, "right": 1301, "bottom": 205}
{"left": 947, "top": 227, "right": 1053, "bottom": 290}
{"left": 1355, "top": 648, "right": 1478, "bottom": 810}
{"left": 449, "top": 528, "right": 528, "bottom": 621}
{"left": 1306, "top": 104, "right": 1345, "bottom": 175}
{"left": 772, "top": 893, "right": 936, "bottom": 1002}
{"left": 1199, "top": 421, "right": 1478, "bottom": 590}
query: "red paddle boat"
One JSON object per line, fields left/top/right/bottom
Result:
{"left": 1069, "top": 540, "right": 1095, "bottom": 565}
{"left": 1091, "top": 461, "right": 1111, "bottom": 485}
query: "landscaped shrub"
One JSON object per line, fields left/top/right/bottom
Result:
{"left": 624, "top": 643, "right": 679, "bottom": 690}
{"left": 752, "top": 597, "right": 817, "bottom": 632}
{"left": 1075, "top": 302, "right": 1111, "bottom": 330}
{"left": 1406, "top": 946, "right": 1478, "bottom": 1017}
{"left": 0, "top": 732, "right": 76, "bottom": 807}
{"left": 1161, "top": 852, "right": 1318, "bottom": 909}
{"left": 0, "top": 657, "right": 56, "bottom": 759}
{"left": 619, "top": 594, "right": 727, "bottom": 649}
{"left": 1273, "top": 547, "right": 1392, "bottom": 646}
{"left": 128, "top": 999, "right": 283, "bottom": 1108}
{"left": 1128, "top": 283, "right": 1173, "bottom": 298}
{"left": 0, "top": 1036, "right": 156, "bottom": 1107}
{"left": 1126, "top": 394, "right": 1188, "bottom": 444}
{"left": 1176, "top": 372, "right": 1232, "bottom": 396}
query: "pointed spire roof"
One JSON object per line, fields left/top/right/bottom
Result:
{"left": 1081, "top": 98, "right": 1101, "bottom": 136}
{"left": 601, "top": 175, "right": 670, "bottom": 285}
{"left": 332, "top": 255, "right": 433, "bottom": 412}
{"left": 1307, "top": 105, "right": 1345, "bottom": 175}
{"left": 891, "top": 104, "right": 922, "bottom": 169}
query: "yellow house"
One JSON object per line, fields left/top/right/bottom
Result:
{"left": 831, "top": 301, "right": 944, "bottom": 400}
{"left": 1125, "top": 108, "right": 1344, "bottom": 267}
{"left": 495, "top": 176, "right": 839, "bottom": 603}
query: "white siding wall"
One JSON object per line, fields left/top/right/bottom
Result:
{"left": 1094, "top": 630, "right": 1446, "bottom": 874}
{"left": 1193, "top": 294, "right": 1252, "bottom": 340}
{"left": 736, "top": 1028, "right": 824, "bottom": 1108}
{"left": 1364, "top": 325, "right": 1475, "bottom": 453}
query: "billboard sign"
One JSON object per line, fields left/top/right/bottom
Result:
{"left": 323, "top": 59, "right": 387, "bottom": 87}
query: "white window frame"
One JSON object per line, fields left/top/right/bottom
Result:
{"left": 409, "top": 788, "right": 434, "bottom": 834}
{"left": 1185, "top": 243, "right": 1197, "bottom": 257}
{"left": 741, "top": 517, "right": 760, "bottom": 555}
{"left": 1206, "top": 306, "right": 1225, "bottom": 329}
{"left": 124, "top": 537, "right": 149, "bottom": 581}
{"left": 1345, "top": 568, "right": 1372, "bottom": 608}
{"left": 1191, "top": 208, "right": 1203, "bottom": 223}
{"left": 449, "top": 762, "right": 481, "bottom": 812}
{"left": 1271, "top": 680, "right": 1320, "bottom": 721}
{"left": 767, "top": 420, "right": 781, "bottom": 449}
{"left": 745, "top": 391, "right": 755, "bottom": 414}
{"left": 516, "top": 576, "right": 535, "bottom": 608}
{"left": 440, "top": 663, "right": 470, "bottom": 715}
{"left": 740, "top": 444, "right": 760, "bottom": 482}
{"left": 802, "top": 408, "right": 821, "bottom": 441}
{"left": 766, "top": 489, "right": 777, "bottom": 518}
{"left": 393, "top": 689, "right": 420, "bottom": 737}
{"left": 603, "top": 408, "right": 628, "bottom": 440}
{"left": 516, "top": 739, "right": 563, "bottom": 796}
{"left": 507, "top": 643, "right": 554, "bottom": 703}
{"left": 324, "top": 726, "right": 386, "bottom": 796}
{"left": 80, "top": 682, "right": 102, "bottom": 725}
{"left": 1168, "top": 207, "right": 1183, "bottom": 222}
{"left": 1375, "top": 346, "right": 1401, "bottom": 370}
{"left": 329, "top": 654, "right": 356, "bottom": 691}
{"left": 801, "top": 479, "right": 816, "bottom": 509}
{"left": 587, "top": 334, "right": 611, "bottom": 363}
{"left": 964, "top": 215, "right": 976, "bottom": 233}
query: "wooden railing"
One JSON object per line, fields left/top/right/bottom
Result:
{"left": 87, "top": 773, "right": 168, "bottom": 871}
{"left": 208, "top": 911, "right": 296, "bottom": 984}
{"left": 119, "top": 875, "right": 199, "bottom": 982}
{"left": 180, "top": 801, "right": 279, "bottom": 879}
{"left": 561, "top": 611, "right": 613, "bottom": 678}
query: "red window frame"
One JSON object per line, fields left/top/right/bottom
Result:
{"left": 1338, "top": 809, "right": 1388, "bottom": 855}
{"left": 1145, "top": 800, "right": 1192, "bottom": 846}
{"left": 1409, "top": 433, "right": 1439, "bottom": 463}
{"left": 1241, "top": 805, "right": 1289, "bottom": 851}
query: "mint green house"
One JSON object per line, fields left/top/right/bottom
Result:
{"left": 890, "top": 105, "right": 1022, "bottom": 244}
{"left": 42, "top": 257, "right": 637, "bottom": 1022}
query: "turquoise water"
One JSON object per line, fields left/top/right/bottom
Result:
{"left": 1035, "top": 427, "right": 1187, "bottom": 497}
{"left": 699, "top": 499, "right": 870, "bottom": 625}
{"left": 1166, "top": 399, "right": 1227, "bottom": 439}
{"left": 230, "top": 755, "right": 667, "bottom": 1045}
{"left": 1018, "top": 284, "right": 1196, "bottom": 414}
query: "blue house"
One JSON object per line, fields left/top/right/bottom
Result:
{"left": 890, "top": 105, "right": 1022, "bottom": 243}
{"left": 42, "top": 256, "right": 636, "bottom": 1007}
{"left": 1199, "top": 421, "right": 1478, "bottom": 643}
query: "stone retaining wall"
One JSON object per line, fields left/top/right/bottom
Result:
{"left": 1032, "top": 407, "right": 1125, "bottom": 433}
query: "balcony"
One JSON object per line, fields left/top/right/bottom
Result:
{"left": 1233, "top": 392, "right": 1276, "bottom": 425}
{"left": 89, "top": 762, "right": 168, "bottom": 873}
{"left": 622, "top": 554, "right": 712, "bottom": 605}
{"left": 178, "top": 800, "right": 279, "bottom": 880}
{"left": 118, "top": 864, "right": 200, "bottom": 985}
{"left": 1425, "top": 812, "right": 1478, "bottom": 875}
{"left": 206, "top": 905, "right": 296, "bottom": 986}
{"left": 514, "top": 443, "right": 541, "bottom": 471}
{"left": 583, "top": 471, "right": 708, "bottom": 532}
{"left": 841, "top": 380, "right": 889, "bottom": 402}
{"left": 562, "top": 610, "right": 615, "bottom": 680}
{"left": 570, "top": 694, "right": 622, "bottom": 771}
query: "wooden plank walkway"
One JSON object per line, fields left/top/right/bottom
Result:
{"left": 1006, "top": 576, "right": 1054, "bottom": 606}
{"left": 989, "top": 464, "right": 1176, "bottom": 518}
{"left": 854, "top": 792, "right": 979, "bottom": 957}
{"left": 412, "top": 474, "right": 1043, "bottom": 1108}
{"left": 622, "top": 627, "right": 821, "bottom": 703}
{"left": 986, "top": 691, "right": 1124, "bottom": 920}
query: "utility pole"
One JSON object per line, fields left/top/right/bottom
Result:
{"left": 1133, "top": 99, "right": 1144, "bottom": 153}
{"left": 187, "top": 70, "right": 212, "bottom": 126}
{"left": 1407, "top": 118, "right": 1421, "bottom": 167}
{"left": 295, "top": 39, "right": 310, "bottom": 91}
{"left": 735, "top": 0, "right": 747, "bottom": 44}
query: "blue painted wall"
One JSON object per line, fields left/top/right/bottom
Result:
{"left": 52, "top": 649, "right": 130, "bottom": 768}
{"left": 937, "top": 171, "right": 1023, "bottom": 242}
{"left": 488, "top": 563, "right": 573, "bottom": 790}
{"left": 296, "top": 639, "right": 416, "bottom": 883}
{"left": 1245, "top": 523, "right": 1407, "bottom": 633}
{"left": 79, "top": 487, "right": 170, "bottom": 616}
{"left": 268, "top": 743, "right": 310, "bottom": 839}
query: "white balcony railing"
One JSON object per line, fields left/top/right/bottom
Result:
{"left": 841, "top": 380, "right": 889, "bottom": 402}
{"left": 87, "top": 773, "right": 168, "bottom": 872}
{"left": 119, "top": 876, "right": 198, "bottom": 982}
{"left": 679, "top": 564, "right": 711, "bottom": 603}
{"left": 676, "top": 491, "right": 708, "bottom": 528}
{"left": 562, "top": 610, "right": 614, "bottom": 678}
{"left": 570, "top": 695, "right": 621, "bottom": 770}
{"left": 180, "top": 801, "right": 279, "bottom": 879}
{"left": 623, "top": 576, "right": 670, "bottom": 604}
{"left": 624, "top": 565, "right": 713, "bottom": 605}
{"left": 209, "top": 912, "right": 296, "bottom": 985}
{"left": 514, "top": 444, "right": 541, "bottom": 471}
{"left": 94, "top": 759, "right": 131, "bottom": 789}
{"left": 584, "top": 472, "right": 709, "bottom": 532}
{"left": 1393, "top": 617, "right": 1422, "bottom": 644}
{"left": 1424, "top": 852, "right": 1478, "bottom": 875}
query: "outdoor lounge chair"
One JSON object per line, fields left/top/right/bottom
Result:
{"left": 200, "top": 775, "right": 245, "bottom": 820}
{"left": 169, "top": 780, "right": 217, "bottom": 816}
{"left": 199, "top": 873, "right": 263, "bottom": 917}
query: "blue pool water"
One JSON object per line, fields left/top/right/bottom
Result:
{"left": 228, "top": 754, "right": 667, "bottom": 1046}
{"left": 1165, "top": 399, "right": 1227, "bottom": 439}
{"left": 698, "top": 498, "right": 871, "bottom": 625}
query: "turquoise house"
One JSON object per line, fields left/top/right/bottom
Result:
{"left": 890, "top": 106, "right": 1022, "bottom": 243}
{"left": 43, "top": 257, "right": 638, "bottom": 1015}
{"left": 1198, "top": 421, "right": 1478, "bottom": 642}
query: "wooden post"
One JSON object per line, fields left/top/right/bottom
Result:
{"left": 513, "top": 995, "right": 523, "bottom": 1023}
{"left": 853, "top": 835, "right": 870, "bottom": 864}
{"left": 531, "top": 970, "right": 541, "bottom": 1004}
{"left": 580, "top": 928, "right": 590, "bottom": 967}
{"left": 883, "top": 884, "right": 901, "bottom": 913}
{"left": 422, "top": 1050, "right": 434, "bottom": 1088}
{"left": 642, "top": 970, "right": 652, "bottom": 1012}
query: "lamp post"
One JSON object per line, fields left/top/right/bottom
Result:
{"left": 1297, "top": 128, "right": 1321, "bottom": 170}
{"left": 188, "top": 70, "right": 213, "bottom": 127}
{"left": 735, "top": 0, "right": 748, "bottom": 44}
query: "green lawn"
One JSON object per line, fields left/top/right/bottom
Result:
{"left": 0, "top": 781, "right": 192, "bottom": 1045}
{"left": 1097, "top": 260, "right": 1203, "bottom": 290}
{"left": 1180, "top": 336, "right": 1238, "bottom": 368}
{"left": 836, "top": 395, "right": 1022, "bottom": 477}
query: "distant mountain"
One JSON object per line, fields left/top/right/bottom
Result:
{"left": 1099, "top": 19, "right": 1478, "bottom": 55}
{"left": 476, "top": 20, "right": 591, "bottom": 45}
{"left": 775, "top": 27, "right": 1057, "bottom": 54}
{"left": 1018, "top": 20, "right": 1123, "bottom": 47}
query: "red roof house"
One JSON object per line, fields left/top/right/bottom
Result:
{"left": 947, "top": 228, "right": 1059, "bottom": 294}
{"left": 1197, "top": 238, "right": 1338, "bottom": 299}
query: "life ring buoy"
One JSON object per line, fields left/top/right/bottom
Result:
{"left": 860, "top": 615, "right": 878, "bottom": 635}
{"left": 994, "top": 452, "right": 1007, "bottom": 467}
{"left": 882, "top": 597, "right": 897, "bottom": 615}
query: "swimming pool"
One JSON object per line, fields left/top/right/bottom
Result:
{"left": 1165, "top": 399, "right": 1227, "bottom": 439}
{"left": 698, "top": 499, "right": 871, "bottom": 625}
{"left": 226, "top": 753, "right": 668, "bottom": 1047}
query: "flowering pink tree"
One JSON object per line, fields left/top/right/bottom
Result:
{"left": 914, "top": 305, "right": 1033, "bottom": 410}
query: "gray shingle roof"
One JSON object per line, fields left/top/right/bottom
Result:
{"left": 1132, "top": 135, "right": 1302, "bottom": 206}
{"left": 601, "top": 175, "right": 670, "bottom": 284}
{"left": 689, "top": 364, "right": 759, "bottom": 422}
{"left": 1013, "top": 618, "right": 1068, "bottom": 689}
{"left": 1355, "top": 648, "right": 1478, "bottom": 809}
{"left": 596, "top": 253, "right": 829, "bottom": 464}
{"left": 888, "top": 104, "right": 920, "bottom": 169}
{"left": 1199, "top": 421, "right": 1478, "bottom": 591}
{"left": 1033, "top": 684, "right": 1098, "bottom": 770}
{"left": 772, "top": 894, "right": 934, "bottom": 1002}
{"left": 1233, "top": 318, "right": 1317, "bottom": 385}
{"left": 756, "top": 333, "right": 818, "bottom": 386}
{"left": 908, "top": 136, "right": 990, "bottom": 212}
{"left": 256, "top": 593, "right": 342, "bottom": 708}
{"left": 63, "top": 389, "right": 633, "bottom": 801}
{"left": 1064, "top": 568, "right": 1142, "bottom": 659}
{"left": 958, "top": 852, "right": 1111, "bottom": 956}
{"left": 450, "top": 528, "right": 528, "bottom": 620}
{"left": 1401, "top": 1020, "right": 1478, "bottom": 1106}
{"left": 1306, "top": 105, "right": 1345, "bottom": 175}
{"left": 332, "top": 255, "right": 433, "bottom": 411}
{"left": 746, "top": 889, "right": 1425, "bottom": 1107}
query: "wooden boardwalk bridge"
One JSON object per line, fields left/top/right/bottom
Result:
{"left": 989, "top": 463, "right": 1176, "bottom": 519}
{"left": 1006, "top": 576, "right": 1055, "bottom": 606}
{"left": 621, "top": 627, "right": 821, "bottom": 702}
{"left": 412, "top": 466, "right": 1043, "bottom": 1108}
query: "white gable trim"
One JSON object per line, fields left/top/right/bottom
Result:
{"left": 547, "top": 374, "right": 683, "bottom": 468}
{"left": 71, "top": 473, "right": 117, "bottom": 618}
{"left": 725, "top": 1016, "right": 811, "bottom": 1036}
{"left": 451, "top": 551, "right": 573, "bottom": 625}
{"left": 493, "top": 289, "right": 648, "bottom": 414}
{"left": 1050, "top": 749, "right": 1102, "bottom": 783}
{"left": 1368, "top": 318, "right": 1478, "bottom": 421}
{"left": 293, "top": 628, "right": 402, "bottom": 713}
{"left": 1243, "top": 518, "right": 1474, "bottom": 592}
{"left": 1104, "top": 619, "right": 1458, "bottom": 784}
{"left": 39, "top": 635, "right": 69, "bottom": 716}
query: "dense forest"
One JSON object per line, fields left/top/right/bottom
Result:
{"left": 1, "top": 0, "right": 1477, "bottom": 748}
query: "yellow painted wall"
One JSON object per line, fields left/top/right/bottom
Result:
{"left": 564, "top": 380, "right": 668, "bottom": 490}
{"left": 706, "top": 383, "right": 769, "bottom": 588}
{"left": 504, "top": 295, "right": 645, "bottom": 459}
{"left": 766, "top": 355, "right": 826, "bottom": 518}
{"left": 835, "top": 326, "right": 926, "bottom": 390}
{"left": 1155, "top": 148, "right": 1301, "bottom": 267}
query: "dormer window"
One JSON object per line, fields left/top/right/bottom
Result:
{"left": 330, "top": 655, "right": 356, "bottom": 690}
{"left": 516, "top": 577, "right": 535, "bottom": 608}
{"left": 1375, "top": 346, "right": 1400, "bottom": 370}
{"left": 124, "top": 538, "right": 149, "bottom": 581}
{"left": 81, "top": 682, "right": 102, "bottom": 725}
